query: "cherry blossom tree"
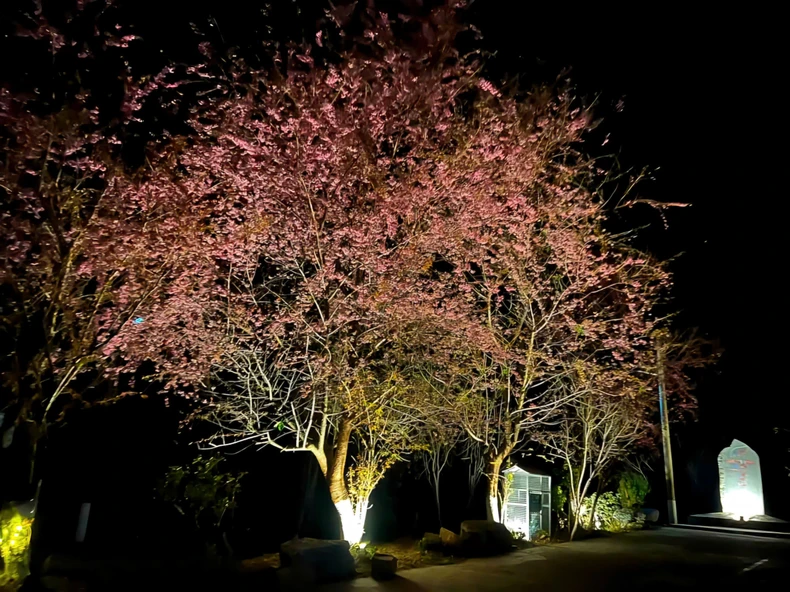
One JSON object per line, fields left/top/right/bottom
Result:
{"left": 0, "top": 83, "right": 240, "bottom": 488}
{"left": 166, "top": 5, "right": 673, "bottom": 532}
{"left": 381, "top": 84, "right": 673, "bottom": 521}
{"left": 0, "top": 1, "right": 705, "bottom": 546}
{"left": 0, "top": 1, "right": 251, "bottom": 488}
{"left": 112, "top": 4, "right": 485, "bottom": 543}
{"left": 1, "top": 0, "right": 683, "bottom": 540}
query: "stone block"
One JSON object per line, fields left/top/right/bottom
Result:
{"left": 460, "top": 520, "right": 514, "bottom": 556}
{"left": 279, "top": 537, "right": 355, "bottom": 584}
{"left": 440, "top": 527, "right": 462, "bottom": 548}
{"left": 371, "top": 553, "right": 397, "bottom": 580}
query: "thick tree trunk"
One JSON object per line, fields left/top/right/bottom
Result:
{"left": 486, "top": 454, "right": 505, "bottom": 523}
{"left": 328, "top": 418, "right": 352, "bottom": 505}
{"left": 323, "top": 418, "right": 367, "bottom": 543}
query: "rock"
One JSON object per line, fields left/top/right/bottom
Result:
{"left": 440, "top": 527, "right": 462, "bottom": 548}
{"left": 279, "top": 538, "right": 356, "bottom": 584}
{"left": 371, "top": 553, "right": 398, "bottom": 580}
{"left": 459, "top": 520, "right": 514, "bottom": 556}
{"left": 641, "top": 508, "right": 659, "bottom": 523}
{"left": 420, "top": 532, "right": 443, "bottom": 551}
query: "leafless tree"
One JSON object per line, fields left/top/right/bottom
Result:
{"left": 417, "top": 420, "right": 461, "bottom": 527}
{"left": 201, "top": 332, "right": 428, "bottom": 544}
{"left": 541, "top": 367, "right": 649, "bottom": 540}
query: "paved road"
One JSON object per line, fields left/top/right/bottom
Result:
{"left": 323, "top": 527, "right": 790, "bottom": 591}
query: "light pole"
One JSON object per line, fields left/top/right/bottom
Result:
{"left": 657, "top": 338, "right": 678, "bottom": 524}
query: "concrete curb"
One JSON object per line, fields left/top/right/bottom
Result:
{"left": 669, "top": 523, "right": 790, "bottom": 540}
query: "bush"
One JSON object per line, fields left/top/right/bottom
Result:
{"left": 618, "top": 471, "right": 650, "bottom": 510}
{"left": 552, "top": 483, "right": 569, "bottom": 530}
{"left": 580, "top": 492, "right": 643, "bottom": 533}
{"left": 0, "top": 503, "right": 34, "bottom": 586}
{"left": 531, "top": 529, "right": 550, "bottom": 543}
{"left": 156, "top": 455, "right": 245, "bottom": 555}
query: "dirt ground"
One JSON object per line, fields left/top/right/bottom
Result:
{"left": 239, "top": 537, "right": 466, "bottom": 577}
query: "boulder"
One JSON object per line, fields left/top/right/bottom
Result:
{"left": 459, "top": 520, "right": 514, "bottom": 556}
{"left": 420, "top": 532, "right": 443, "bottom": 551}
{"left": 440, "top": 527, "right": 462, "bottom": 548}
{"left": 371, "top": 553, "right": 398, "bottom": 580}
{"left": 641, "top": 508, "right": 660, "bottom": 523}
{"left": 279, "top": 538, "right": 355, "bottom": 584}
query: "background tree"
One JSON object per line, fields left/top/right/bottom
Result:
{"left": 415, "top": 404, "right": 462, "bottom": 527}
{"left": 385, "top": 84, "right": 671, "bottom": 521}
{"left": 0, "top": 1, "right": 230, "bottom": 492}
{"left": 156, "top": 455, "right": 245, "bottom": 556}
{"left": 541, "top": 362, "right": 652, "bottom": 539}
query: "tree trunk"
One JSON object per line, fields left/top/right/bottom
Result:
{"left": 310, "top": 445, "right": 328, "bottom": 478}
{"left": 324, "top": 418, "right": 367, "bottom": 543}
{"left": 486, "top": 454, "right": 505, "bottom": 523}
{"left": 569, "top": 478, "right": 592, "bottom": 541}
{"left": 570, "top": 516, "right": 579, "bottom": 541}
{"left": 328, "top": 418, "right": 352, "bottom": 505}
{"left": 433, "top": 477, "right": 442, "bottom": 527}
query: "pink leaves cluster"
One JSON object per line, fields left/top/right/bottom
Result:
{"left": 91, "top": 9, "right": 670, "bottom": 435}
{"left": 1, "top": 2, "right": 687, "bottom": 477}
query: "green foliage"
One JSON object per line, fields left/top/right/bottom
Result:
{"left": 511, "top": 530, "right": 527, "bottom": 541}
{"left": 156, "top": 455, "right": 245, "bottom": 552}
{"left": 580, "top": 492, "right": 642, "bottom": 533}
{"left": 618, "top": 471, "right": 650, "bottom": 510}
{"left": 552, "top": 474, "right": 570, "bottom": 530}
{"left": 552, "top": 483, "right": 568, "bottom": 517}
{"left": 531, "top": 529, "right": 550, "bottom": 543}
{"left": 350, "top": 543, "right": 377, "bottom": 562}
{"left": 418, "top": 533, "right": 442, "bottom": 553}
{"left": 0, "top": 505, "right": 33, "bottom": 587}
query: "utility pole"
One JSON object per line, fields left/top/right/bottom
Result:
{"left": 657, "top": 338, "right": 678, "bottom": 524}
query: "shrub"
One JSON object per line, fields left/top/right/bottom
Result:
{"left": 618, "top": 471, "right": 650, "bottom": 510}
{"left": 156, "top": 455, "right": 245, "bottom": 555}
{"left": 552, "top": 483, "right": 569, "bottom": 530}
{"left": 579, "top": 492, "right": 643, "bottom": 532}
{"left": 0, "top": 503, "right": 34, "bottom": 586}
{"left": 531, "top": 529, "right": 550, "bottom": 543}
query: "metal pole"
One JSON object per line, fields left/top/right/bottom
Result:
{"left": 657, "top": 339, "right": 678, "bottom": 524}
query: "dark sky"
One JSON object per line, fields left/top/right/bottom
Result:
{"left": 2, "top": 0, "right": 787, "bottom": 519}
{"left": 468, "top": 1, "right": 788, "bottom": 515}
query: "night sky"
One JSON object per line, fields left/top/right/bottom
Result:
{"left": 1, "top": 0, "right": 788, "bottom": 552}
{"left": 470, "top": 1, "right": 789, "bottom": 518}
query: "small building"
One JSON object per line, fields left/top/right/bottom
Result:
{"left": 502, "top": 465, "right": 552, "bottom": 539}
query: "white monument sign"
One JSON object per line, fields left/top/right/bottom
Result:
{"left": 717, "top": 439, "right": 764, "bottom": 520}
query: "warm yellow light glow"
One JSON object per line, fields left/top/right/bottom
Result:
{"left": 489, "top": 496, "right": 501, "bottom": 524}
{"left": 358, "top": 542, "right": 367, "bottom": 549}
{"left": 1, "top": 508, "right": 34, "bottom": 583}
{"left": 335, "top": 499, "right": 368, "bottom": 545}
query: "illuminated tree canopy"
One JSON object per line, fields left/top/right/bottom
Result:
{"left": 0, "top": 0, "right": 705, "bottom": 545}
